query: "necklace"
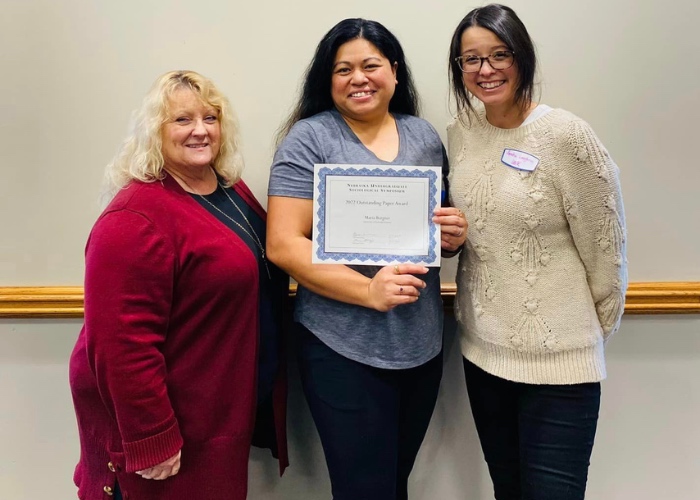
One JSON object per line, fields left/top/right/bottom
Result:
{"left": 167, "top": 169, "right": 271, "bottom": 279}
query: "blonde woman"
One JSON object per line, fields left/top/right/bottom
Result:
{"left": 69, "top": 70, "right": 287, "bottom": 500}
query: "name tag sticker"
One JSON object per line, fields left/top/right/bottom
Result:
{"left": 501, "top": 149, "right": 540, "bottom": 172}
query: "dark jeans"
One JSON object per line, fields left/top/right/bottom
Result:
{"left": 296, "top": 323, "right": 443, "bottom": 500}
{"left": 463, "top": 359, "right": 601, "bottom": 500}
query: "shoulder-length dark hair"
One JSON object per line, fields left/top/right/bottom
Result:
{"left": 277, "top": 18, "right": 420, "bottom": 142}
{"left": 448, "top": 4, "right": 537, "bottom": 120}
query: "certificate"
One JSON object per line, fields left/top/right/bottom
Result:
{"left": 312, "top": 164, "right": 442, "bottom": 266}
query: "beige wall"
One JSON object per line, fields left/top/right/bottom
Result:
{"left": 2, "top": 0, "right": 699, "bottom": 284}
{"left": 1, "top": 0, "right": 699, "bottom": 498}
{"left": 2, "top": 317, "right": 699, "bottom": 499}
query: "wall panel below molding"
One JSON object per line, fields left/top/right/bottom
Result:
{"left": 0, "top": 282, "right": 699, "bottom": 319}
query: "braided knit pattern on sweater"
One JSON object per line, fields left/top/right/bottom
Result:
{"left": 447, "top": 107, "right": 628, "bottom": 384}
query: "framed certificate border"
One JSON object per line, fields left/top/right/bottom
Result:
{"left": 313, "top": 164, "right": 441, "bottom": 266}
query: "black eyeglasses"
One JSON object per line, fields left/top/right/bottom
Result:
{"left": 455, "top": 50, "right": 515, "bottom": 73}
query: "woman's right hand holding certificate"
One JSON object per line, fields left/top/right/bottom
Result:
{"left": 367, "top": 264, "right": 428, "bottom": 312}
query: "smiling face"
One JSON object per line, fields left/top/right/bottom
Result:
{"left": 330, "top": 37, "right": 398, "bottom": 123}
{"left": 460, "top": 26, "right": 519, "bottom": 112}
{"left": 161, "top": 88, "right": 221, "bottom": 173}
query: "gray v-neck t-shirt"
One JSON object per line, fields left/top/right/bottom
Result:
{"left": 268, "top": 109, "right": 445, "bottom": 369}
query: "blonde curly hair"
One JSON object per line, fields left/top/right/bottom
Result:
{"left": 102, "top": 70, "right": 244, "bottom": 200}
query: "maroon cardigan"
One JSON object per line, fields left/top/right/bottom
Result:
{"left": 69, "top": 174, "right": 287, "bottom": 500}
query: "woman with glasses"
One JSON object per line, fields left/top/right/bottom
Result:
{"left": 446, "top": 4, "right": 627, "bottom": 499}
{"left": 267, "top": 18, "right": 466, "bottom": 500}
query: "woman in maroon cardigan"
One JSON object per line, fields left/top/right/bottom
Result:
{"left": 69, "top": 70, "right": 288, "bottom": 500}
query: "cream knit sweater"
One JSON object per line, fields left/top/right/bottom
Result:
{"left": 447, "top": 107, "right": 627, "bottom": 384}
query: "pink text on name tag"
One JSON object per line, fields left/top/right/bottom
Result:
{"left": 501, "top": 149, "right": 540, "bottom": 171}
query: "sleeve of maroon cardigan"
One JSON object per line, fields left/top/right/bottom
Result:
{"left": 83, "top": 208, "right": 184, "bottom": 473}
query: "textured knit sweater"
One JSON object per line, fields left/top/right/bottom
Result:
{"left": 447, "top": 107, "right": 628, "bottom": 384}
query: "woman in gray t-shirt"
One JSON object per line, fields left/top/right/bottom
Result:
{"left": 267, "top": 18, "right": 467, "bottom": 500}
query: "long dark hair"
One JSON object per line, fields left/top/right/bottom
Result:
{"left": 277, "top": 18, "right": 420, "bottom": 142}
{"left": 448, "top": 4, "right": 537, "bottom": 120}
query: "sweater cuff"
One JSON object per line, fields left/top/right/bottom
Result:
{"left": 122, "top": 420, "right": 184, "bottom": 473}
{"left": 595, "top": 290, "right": 625, "bottom": 339}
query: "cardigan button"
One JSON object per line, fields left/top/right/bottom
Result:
{"left": 107, "top": 462, "right": 116, "bottom": 473}
{"left": 103, "top": 485, "right": 114, "bottom": 496}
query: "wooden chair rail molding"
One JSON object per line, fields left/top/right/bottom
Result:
{"left": 1, "top": 282, "right": 699, "bottom": 319}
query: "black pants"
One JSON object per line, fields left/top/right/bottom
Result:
{"left": 463, "top": 359, "right": 601, "bottom": 500}
{"left": 296, "top": 323, "right": 443, "bottom": 500}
